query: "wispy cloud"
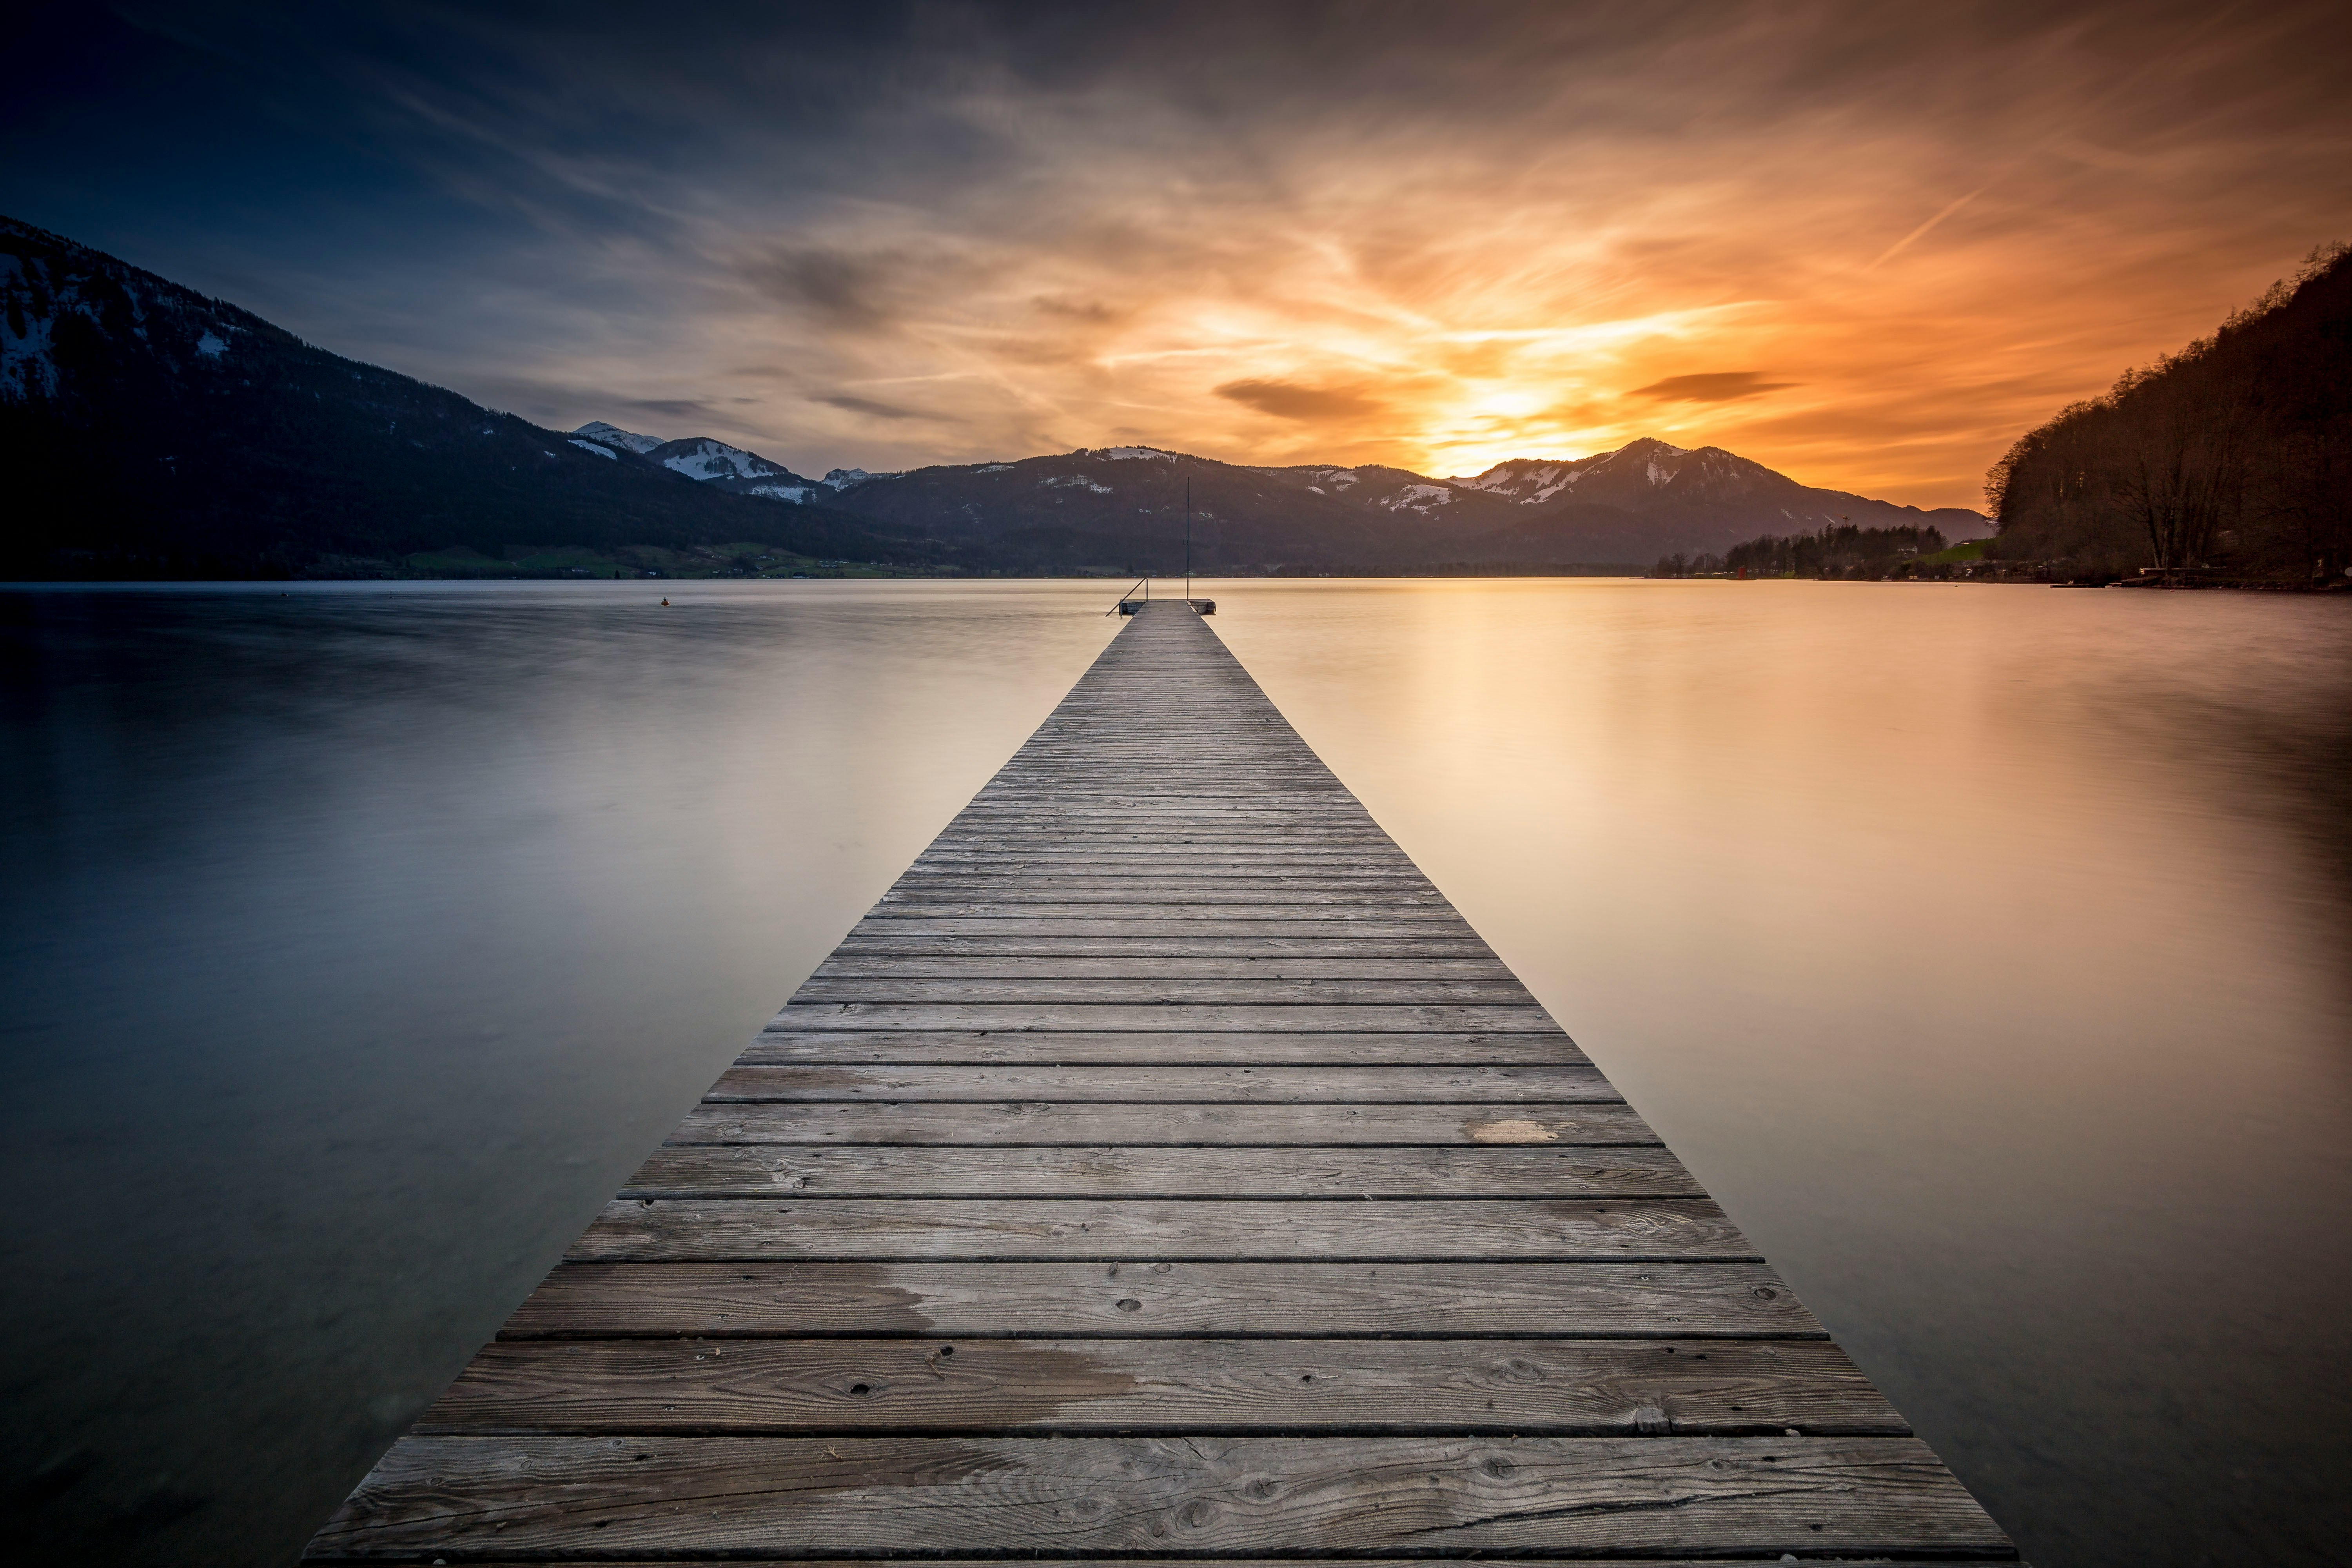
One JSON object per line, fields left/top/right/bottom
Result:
{"left": 27, "top": 0, "right": 2348, "bottom": 507}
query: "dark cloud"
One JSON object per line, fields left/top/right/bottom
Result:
{"left": 615, "top": 397, "right": 726, "bottom": 420}
{"left": 1629, "top": 372, "right": 1800, "bottom": 403}
{"left": 1215, "top": 379, "right": 1388, "bottom": 422}
{"left": 753, "top": 249, "right": 904, "bottom": 332}
{"left": 816, "top": 393, "right": 932, "bottom": 421}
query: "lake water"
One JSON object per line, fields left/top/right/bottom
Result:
{"left": 2, "top": 578, "right": 2347, "bottom": 1566}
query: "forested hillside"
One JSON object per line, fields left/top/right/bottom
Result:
{"left": 0, "top": 218, "right": 935, "bottom": 578}
{"left": 1988, "top": 244, "right": 2351, "bottom": 581}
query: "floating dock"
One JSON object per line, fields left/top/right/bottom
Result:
{"left": 307, "top": 600, "right": 2015, "bottom": 1563}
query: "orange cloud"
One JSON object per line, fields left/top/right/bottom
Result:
{"left": 1629, "top": 372, "right": 1800, "bottom": 403}
{"left": 1214, "top": 379, "right": 1390, "bottom": 423}
{"left": 426, "top": 2, "right": 2352, "bottom": 510}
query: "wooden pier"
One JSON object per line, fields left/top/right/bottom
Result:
{"left": 307, "top": 600, "right": 2016, "bottom": 1563}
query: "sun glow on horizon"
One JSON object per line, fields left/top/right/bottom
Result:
{"left": 274, "top": 2, "right": 2352, "bottom": 514}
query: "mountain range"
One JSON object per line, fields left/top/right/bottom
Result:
{"left": 1, "top": 216, "right": 1984, "bottom": 578}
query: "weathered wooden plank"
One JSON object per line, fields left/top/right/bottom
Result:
{"left": 899, "top": 871, "right": 1437, "bottom": 885}
{"left": 935, "top": 819, "right": 1389, "bottom": 829}
{"left": 621, "top": 1144, "right": 1697, "bottom": 1198}
{"left": 880, "top": 881, "right": 1445, "bottom": 899}
{"left": 670, "top": 1102, "right": 1656, "bottom": 1145}
{"left": 348, "top": 1559, "right": 2022, "bottom": 1568}
{"left": 968, "top": 788, "right": 1366, "bottom": 802}
{"left": 939, "top": 820, "right": 1391, "bottom": 830}
{"left": 913, "top": 843, "right": 1426, "bottom": 859}
{"left": 926, "top": 832, "right": 1406, "bottom": 846}
{"left": 765, "top": 1003, "right": 1564, "bottom": 1032}
{"left": 305, "top": 1434, "right": 2012, "bottom": 1558}
{"left": 853, "top": 905, "right": 1480, "bottom": 925}
{"left": 703, "top": 1064, "right": 1619, "bottom": 1103}
{"left": 738, "top": 1030, "right": 1588, "bottom": 1065}
{"left": 569, "top": 1198, "right": 1750, "bottom": 1261}
{"left": 420, "top": 1338, "right": 1901, "bottom": 1435}
{"left": 882, "top": 877, "right": 1441, "bottom": 893}
{"left": 500, "top": 1260, "right": 1822, "bottom": 1339}
{"left": 904, "top": 865, "right": 1436, "bottom": 880}
{"left": 844, "top": 924, "right": 1489, "bottom": 940}
{"left": 831, "top": 935, "right": 1505, "bottom": 958}
{"left": 787, "top": 977, "right": 1539, "bottom": 1005}
{"left": 815, "top": 955, "right": 1516, "bottom": 978}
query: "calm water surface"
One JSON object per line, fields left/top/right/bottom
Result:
{"left": 2, "top": 578, "right": 2347, "bottom": 1565}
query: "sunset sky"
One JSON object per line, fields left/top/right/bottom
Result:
{"left": 8, "top": 1, "right": 2348, "bottom": 508}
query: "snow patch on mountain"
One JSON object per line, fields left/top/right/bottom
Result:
{"left": 567, "top": 420, "right": 826, "bottom": 501}
{"left": 1, "top": 240, "right": 241, "bottom": 401}
{"left": 656, "top": 437, "right": 788, "bottom": 483}
{"left": 1380, "top": 483, "right": 1456, "bottom": 513}
{"left": 1096, "top": 446, "right": 1176, "bottom": 461}
{"left": 1451, "top": 458, "right": 1594, "bottom": 503}
{"left": 571, "top": 421, "right": 664, "bottom": 455}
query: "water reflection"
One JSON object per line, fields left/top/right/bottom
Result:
{"left": 1214, "top": 579, "right": 2352, "bottom": 1568}
{"left": 0, "top": 581, "right": 1120, "bottom": 1564}
{"left": 2, "top": 578, "right": 2347, "bottom": 1566}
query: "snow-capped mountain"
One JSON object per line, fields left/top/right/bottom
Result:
{"left": 570, "top": 420, "right": 665, "bottom": 456}
{"left": 1448, "top": 437, "right": 1984, "bottom": 549}
{"left": 818, "top": 437, "right": 1984, "bottom": 568}
{"left": 815, "top": 445, "right": 1474, "bottom": 570}
{"left": 1250, "top": 464, "right": 1492, "bottom": 520}
{"left": 6, "top": 213, "right": 1985, "bottom": 579}
{"left": 567, "top": 425, "right": 822, "bottom": 502}
{"left": 0, "top": 214, "right": 920, "bottom": 576}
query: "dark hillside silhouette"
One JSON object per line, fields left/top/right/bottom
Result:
{"left": 1988, "top": 243, "right": 2352, "bottom": 581}
{"left": 0, "top": 218, "right": 935, "bottom": 577}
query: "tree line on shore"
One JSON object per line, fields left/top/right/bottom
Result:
{"left": 1650, "top": 522, "right": 1947, "bottom": 579}
{"left": 1986, "top": 242, "right": 2351, "bottom": 582}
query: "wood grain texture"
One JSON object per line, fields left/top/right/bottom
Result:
{"left": 784, "top": 977, "right": 1542, "bottom": 1005}
{"left": 305, "top": 601, "right": 2010, "bottom": 1562}
{"left": 621, "top": 1144, "right": 1698, "bottom": 1198}
{"left": 850, "top": 904, "right": 1482, "bottom": 924}
{"left": 500, "top": 1260, "right": 1825, "bottom": 1339}
{"left": 739, "top": 1029, "right": 1586, "bottom": 1064}
{"left": 702, "top": 1063, "right": 1621, "bottom": 1103}
{"left": 419, "top": 1337, "right": 1901, "bottom": 1434}
{"left": 829, "top": 935, "right": 1504, "bottom": 957}
{"left": 765, "top": 1002, "right": 1565, "bottom": 1032}
{"left": 669, "top": 1101, "right": 1661, "bottom": 1145}
{"left": 567, "top": 1198, "right": 1754, "bottom": 1261}
{"left": 307, "top": 1434, "right": 2011, "bottom": 1558}
{"left": 813, "top": 954, "right": 1517, "bottom": 977}
{"left": 357, "top": 1559, "right": 2025, "bottom": 1567}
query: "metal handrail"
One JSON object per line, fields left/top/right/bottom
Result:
{"left": 1105, "top": 577, "right": 1148, "bottom": 615}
